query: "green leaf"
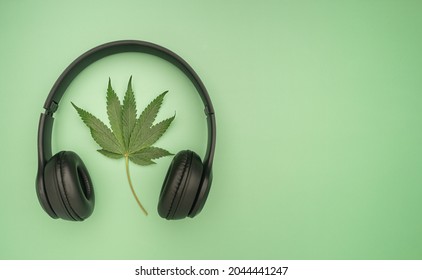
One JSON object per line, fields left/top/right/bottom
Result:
{"left": 72, "top": 76, "right": 176, "bottom": 216}
{"left": 106, "top": 78, "right": 124, "bottom": 148}
{"left": 139, "top": 91, "right": 168, "bottom": 129}
{"left": 129, "top": 91, "right": 168, "bottom": 153}
{"left": 97, "top": 149, "right": 124, "bottom": 159}
{"left": 141, "top": 146, "right": 172, "bottom": 159}
{"left": 136, "top": 115, "right": 175, "bottom": 150}
{"left": 121, "top": 76, "right": 137, "bottom": 149}
{"left": 129, "top": 153, "right": 156, "bottom": 166}
{"left": 129, "top": 147, "right": 173, "bottom": 166}
{"left": 72, "top": 102, "right": 123, "bottom": 154}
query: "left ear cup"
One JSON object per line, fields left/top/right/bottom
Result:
{"left": 158, "top": 150, "right": 203, "bottom": 220}
{"left": 43, "top": 151, "right": 95, "bottom": 221}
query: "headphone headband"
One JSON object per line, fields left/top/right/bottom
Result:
{"left": 43, "top": 40, "right": 214, "bottom": 115}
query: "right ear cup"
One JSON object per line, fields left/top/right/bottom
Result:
{"left": 43, "top": 151, "right": 95, "bottom": 221}
{"left": 158, "top": 150, "right": 203, "bottom": 220}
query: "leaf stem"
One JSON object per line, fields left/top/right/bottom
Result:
{"left": 125, "top": 155, "right": 148, "bottom": 216}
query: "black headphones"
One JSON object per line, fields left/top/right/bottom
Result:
{"left": 36, "top": 40, "right": 216, "bottom": 221}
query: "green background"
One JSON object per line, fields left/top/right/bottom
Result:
{"left": 1, "top": 0, "right": 421, "bottom": 259}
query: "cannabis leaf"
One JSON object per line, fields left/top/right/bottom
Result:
{"left": 71, "top": 76, "right": 175, "bottom": 216}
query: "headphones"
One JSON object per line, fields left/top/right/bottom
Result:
{"left": 36, "top": 40, "right": 216, "bottom": 221}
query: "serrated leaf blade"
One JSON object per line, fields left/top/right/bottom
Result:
{"left": 129, "top": 147, "right": 173, "bottom": 166}
{"left": 129, "top": 153, "right": 156, "bottom": 166}
{"left": 129, "top": 91, "right": 168, "bottom": 153}
{"left": 72, "top": 102, "right": 123, "bottom": 154}
{"left": 121, "top": 76, "right": 137, "bottom": 150}
{"left": 98, "top": 149, "right": 124, "bottom": 159}
{"left": 106, "top": 78, "right": 124, "bottom": 148}
{"left": 135, "top": 115, "right": 175, "bottom": 151}
{"left": 138, "top": 146, "right": 173, "bottom": 159}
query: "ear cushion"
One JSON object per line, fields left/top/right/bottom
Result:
{"left": 43, "top": 151, "right": 95, "bottom": 221}
{"left": 158, "top": 150, "right": 203, "bottom": 220}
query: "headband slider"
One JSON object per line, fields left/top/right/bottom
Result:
{"left": 45, "top": 101, "right": 58, "bottom": 115}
